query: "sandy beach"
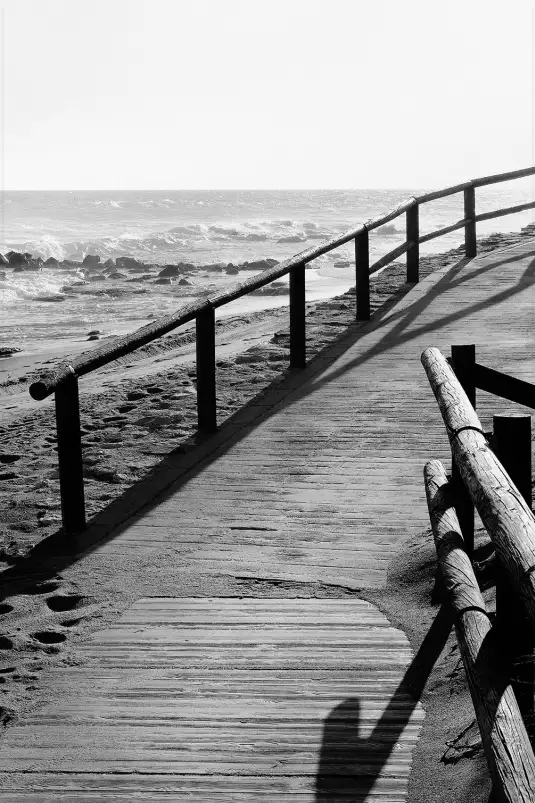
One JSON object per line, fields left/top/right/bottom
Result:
{"left": 0, "top": 226, "right": 534, "bottom": 801}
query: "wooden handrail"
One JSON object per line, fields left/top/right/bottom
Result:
{"left": 424, "top": 459, "right": 535, "bottom": 801}
{"left": 421, "top": 347, "right": 535, "bottom": 631}
{"left": 472, "top": 166, "right": 535, "bottom": 188}
{"left": 28, "top": 165, "right": 535, "bottom": 532}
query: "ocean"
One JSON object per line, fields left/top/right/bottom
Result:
{"left": 1, "top": 185, "right": 533, "bottom": 358}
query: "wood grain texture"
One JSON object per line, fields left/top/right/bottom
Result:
{"left": 421, "top": 346, "right": 535, "bottom": 630}
{"left": 0, "top": 598, "right": 423, "bottom": 801}
{"left": 424, "top": 460, "right": 535, "bottom": 803}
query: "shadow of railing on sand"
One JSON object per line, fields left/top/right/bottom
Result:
{"left": 2, "top": 247, "right": 534, "bottom": 599}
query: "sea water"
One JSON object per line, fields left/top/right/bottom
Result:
{"left": 1, "top": 186, "right": 533, "bottom": 357}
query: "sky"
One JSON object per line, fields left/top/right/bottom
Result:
{"left": 1, "top": 0, "right": 534, "bottom": 190}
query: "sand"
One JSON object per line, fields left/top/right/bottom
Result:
{"left": 1, "top": 225, "right": 534, "bottom": 799}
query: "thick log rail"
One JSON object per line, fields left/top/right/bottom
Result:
{"left": 29, "top": 166, "right": 535, "bottom": 532}
{"left": 422, "top": 346, "right": 535, "bottom": 796}
{"left": 424, "top": 460, "right": 535, "bottom": 802}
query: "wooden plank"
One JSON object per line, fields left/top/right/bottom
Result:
{"left": 0, "top": 598, "right": 422, "bottom": 800}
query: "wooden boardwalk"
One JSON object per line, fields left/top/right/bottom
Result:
{"left": 1, "top": 239, "right": 535, "bottom": 800}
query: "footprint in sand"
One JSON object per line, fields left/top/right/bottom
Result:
{"left": 0, "top": 636, "right": 14, "bottom": 650}
{"left": 45, "top": 595, "right": 84, "bottom": 612}
{"left": 31, "top": 631, "right": 66, "bottom": 645}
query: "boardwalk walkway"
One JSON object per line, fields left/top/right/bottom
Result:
{"left": 1, "top": 239, "right": 535, "bottom": 801}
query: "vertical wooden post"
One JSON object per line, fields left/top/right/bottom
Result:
{"left": 494, "top": 414, "right": 534, "bottom": 742}
{"left": 289, "top": 262, "right": 306, "bottom": 369}
{"left": 464, "top": 185, "right": 477, "bottom": 258}
{"left": 355, "top": 229, "right": 370, "bottom": 321}
{"left": 450, "top": 344, "right": 476, "bottom": 558}
{"left": 196, "top": 307, "right": 217, "bottom": 433}
{"left": 55, "top": 372, "right": 86, "bottom": 533}
{"left": 406, "top": 203, "right": 419, "bottom": 283}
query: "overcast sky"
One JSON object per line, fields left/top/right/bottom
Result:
{"left": 2, "top": 0, "right": 534, "bottom": 190}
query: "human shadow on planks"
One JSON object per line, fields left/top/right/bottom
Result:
{"left": 315, "top": 604, "right": 456, "bottom": 801}
{"left": 1, "top": 249, "right": 533, "bottom": 599}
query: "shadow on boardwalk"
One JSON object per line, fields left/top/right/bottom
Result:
{"left": 2, "top": 247, "right": 535, "bottom": 598}
{"left": 315, "top": 605, "right": 452, "bottom": 801}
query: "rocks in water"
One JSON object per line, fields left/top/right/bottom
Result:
{"left": 0, "top": 254, "right": 9, "bottom": 266}
{"left": 242, "top": 258, "right": 278, "bottom": 271}
{"left": 102, "top": 259, "right": 115, "bottom": 269}
{"left": 6, "top": 251, "right": 29, "bottom": 265}
{"left": 87, "top": 334, "right": 100, "bottom": 341}
{"left": 87, "top": 330, "right": 101, "bottom": 336}
{"left": 225, "top": 264, "right": 240, "bottom": 275}
{"left": 178, "top": 277, "right": 191, "bottom": 286}
{"left": 0, "top": 347, "right": 22, "bottom": 358}
{"left": 83, "top": 254, "right": 100, "bottom": 265}
{"left": 126, "top": 390, "right": 147, "bottom": 401}
{"left": 109, "top": 272, "right": 127, "bottom": 280}
{"left": 158, "top": 265, "right": 182, "bottom": 278}
{"left": 116, "top": 256, "right": 142, "bottom": 270}
{"left": 37, "top": 295, "right": 66, "bottom": 302}
{"left": 334, "top": 260, "right": 351, "bottom": 268}
{"left": 44, "top": 257, "right": 59, "bottom": 268}
{"left": 154, "top": 277, "right": 172, "bottom": 285}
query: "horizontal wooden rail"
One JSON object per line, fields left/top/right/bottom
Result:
{"left": 29, "top": 227, "right": 367, "bottom": 400}
{"left": 424, "top": 459, "right": 535, "bottom": 801}
{"left": 419, "top": 218, "right": 468, "bottom": 244}
{"left": 475, "top": 200, "right": 535, "bottom": 223}
{"left": 369, "top": 240, "right": 415, "bottom": 275}
{"left": 414, "top": 181, "right": 473, "bottom": 204}
{"left": 475, "top": 364, "right": 535, "bottom": 410}
{"left": 421, "top": 347, "right": 535, "bottom": 632}
{"left": 364, "top": 197, "right": 416, "bottom": 231}
{"left": 472, "top": 166, "right": 535, "bottom": 188}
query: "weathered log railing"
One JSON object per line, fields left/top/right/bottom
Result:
{"left": 422, "top": 347, "right": 535, "bottom": 799}
{"left": 424, "top": 460, "right": 535, "bottom": 802}
{"left": 30, "top": 166, "right": 535, "bottom": 533}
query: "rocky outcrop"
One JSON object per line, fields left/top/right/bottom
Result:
{"left": 6, "top": 252, "right": 29, "bottom": 266}
{"left": 116, "top": 256, "right": 142, "bottom": 270}
{"left": 158, "top": 265, "right": 182, "bottom": 278}
{"left": 83, "top": 254, "right": 101, "bottom": 266}
{"left": 44, "top": 257, "right": 60, "bottom": 268}
{"left": 225, "top": 264, "right": 240, "bottom": 275}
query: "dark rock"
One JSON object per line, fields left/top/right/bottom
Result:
{"left": 44, "top": 257, "right": 59, "bottom": 267}
{"left": 242, "top": 259, "right": 278, "bottom": 271}
{"left": 87, "top": 334, "right": 100, "bottom": 341}
{"left": 178, "top": 277, "right": 191, "bottom": 286}
{"left": 87, "top": 330, "right": 101, "bottom": 336}
{"left": 158, "top": 264, "right": 182, "bottom": 278}
{"left": 38, "top": 295, "right": 66, "bottom": 302}
{"left": 116, "top": 256, "right": 142, "bottom": 270}
{"left": 0, "top": 347, "right": 22, "bottom": 358}
{"left": 225, "top": 264, "right": 240, "bottom": 275}
{"left": 0, "top": 254, "right": 9, "bottom": 265}
{"left": 154, "top": 277, "right": 172, "bottom": 285}
{"left": 83, "top": 254, "right": 100, "bottom": 265}
{"left": 126, "top": 390, "right": 147, "bottom": 401}
{"left": 109, "top": 272, "right": 127, "bottom": 280}
{"left": 102, "top": 259, "right": 115, "bottom": 269}
{"left": 6, "top": 251, "right": 28, "bottom": 265}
